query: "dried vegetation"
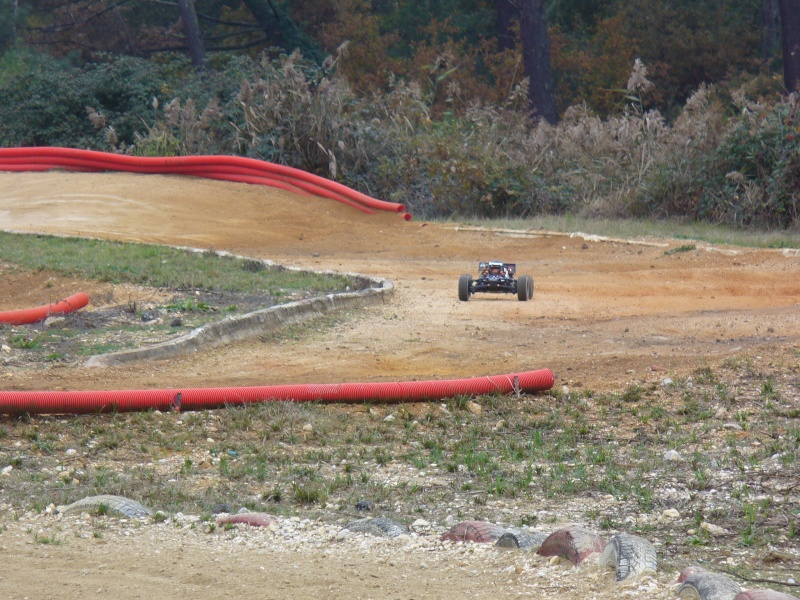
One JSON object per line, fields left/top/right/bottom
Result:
{"left": 1, "top": 347, "right": 797, "bottom": 586}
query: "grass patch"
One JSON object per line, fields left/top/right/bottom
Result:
{"left": 450, "top": 215, "right": 800, "bottom": 249}
{"left": 0, "top": 232, "right": 362, "bottom": 362}
{"left": 0, "top": 345, "right": 797, "bottom": 569}
{"left": 0, "top": 231, "right": 353, "bottom": 294}
{"left": 664, "top": 244, "right": 696, "bottom": 255}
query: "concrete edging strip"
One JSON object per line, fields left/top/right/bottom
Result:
{"left": 84, "top": 261, "right": 393, "bottom": 367}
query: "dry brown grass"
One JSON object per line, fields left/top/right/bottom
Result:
{"left": 116, "top": 55, "right": 797, "bottom": 228}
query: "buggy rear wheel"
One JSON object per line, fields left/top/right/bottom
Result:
{"left": 518, "top": 275, "right": 534, "bottom": 301}
{"left": 458, "top": 274, "right": 472, "bottom": 301}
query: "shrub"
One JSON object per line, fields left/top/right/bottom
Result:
{"left": 693, "top": 93, "right": 800, "bottom": 228}
{"left": 0, "top": 51, "right": 243, "bottom": 151}
{"left": 371, "top": 102, "right": 561, "bottom": 218}
{"left": 1, "top": 49, "right": 797, "bottom": 229}
{"left": 0, "top": 51, "right": 99, "bottom": 147}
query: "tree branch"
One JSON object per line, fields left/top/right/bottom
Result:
{"left": 147, "top": 36, "right": 269, "bottom": 53}
{"left": 24, "top": 0, "right": 132, "bottom": 32}
{"left": 146, "top": 0, "right": 258, "bottom": 27}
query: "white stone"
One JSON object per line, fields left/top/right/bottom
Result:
{"left": 411, "top": 519, "right": 430, "bottom": 530}
{"left": 700, "top": 522, "right": 729, "bottom": 536}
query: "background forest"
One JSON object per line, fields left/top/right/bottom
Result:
{"left": 1, "top": 0, "right": 798, "bottom": 229}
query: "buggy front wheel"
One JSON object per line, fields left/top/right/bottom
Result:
{"left": 518, "top": 275, "right": 534, "bottom": 301}
{"left": 458, "top": 274, "right": 472, "bottom": 301}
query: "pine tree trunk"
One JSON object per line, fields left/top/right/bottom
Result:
{"left": 519, "top": 0, "right": 558, "bottom": 123}
{"left": 496, "top": 0, "right": 517, "bottom": 52}
{"left": 779, "top": 0, "right": 800, "bottom": 92}
{"left": 177, "top": 0, "right": 205, "bottom": 70}
{"left": 760, "top": 0, "right": 780, "bottom": 60}
{"left": 240, "top": 0, "right": 324, "bottom": 62}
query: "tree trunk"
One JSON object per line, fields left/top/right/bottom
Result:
{"left": 0, "top": 0, "right": 19, "bottom": 51}
{"left": 177, "top": 0, "right": 205, "bottom": 69}
{"left": 496, "top": 0, "right": 517, "bottom": 52}
{"left": 779, "top": 0, "right": 800, "bottom": 92}
{"left": 13, "top": 0, "right": 18, "bottom": 45}
{"left": 519, "top": 0, "right": 558, "bottom": 123}
{"left": 240, "top": 0, "right": 324, "bottom": 62}
{"left": 760, "top": 0, "right": 780, "bottom": 60}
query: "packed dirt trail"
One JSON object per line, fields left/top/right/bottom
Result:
{"left": 1, "top": 171, "right": 798, "bottom": 394}
{"left": 1, "top": 171, "right": 799, "bottom": 600}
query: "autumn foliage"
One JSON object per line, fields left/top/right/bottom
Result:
{"left": 1, "top": 0, "right": 797, "bottom": 228}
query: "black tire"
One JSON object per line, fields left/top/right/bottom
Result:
{"left": 458, "top": 274, "right": 472, "bottom": 301}
{"left": 518, "top": 275, "right": 533, "bottom": 301}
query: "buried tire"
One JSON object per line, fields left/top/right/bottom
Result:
{"left": 458, "top": 274, "right": 472, "bottom": 301}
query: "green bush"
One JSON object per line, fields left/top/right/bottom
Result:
{"left": 640, "top": 89, "right": 799, "bottom": 229}
{"left": 694, "top": 98, "right": 800, "bottom": 228}
{"left": 0, "top": 51, "right": 96, "bottom": 147}
{"left": 372, "top": 113, "right": 561, "bottom": 218}
{"left": 0, "top": 51, "right": 241, "bottom": 151}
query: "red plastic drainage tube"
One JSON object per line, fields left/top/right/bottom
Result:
{"left": 0, "top": 147, "right": 409, "bottom": 218}
{"left": 0, "top": 368, "right": 555, "bottom": 415}
{"left": 0, "top": 292, "right": 90, "bottom": 326}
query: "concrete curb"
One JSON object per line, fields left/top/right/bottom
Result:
{"left": 84, "top": 254, "right": 393, "bottom": 368}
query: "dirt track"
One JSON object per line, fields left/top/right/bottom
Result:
{"left": 2, "top": 171, "right": 799, "bottom": 394}
{"left": 1, "top": 171, "right": 799, "bottom": 599}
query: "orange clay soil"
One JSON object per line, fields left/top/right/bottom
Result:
{"left": 1, "top": 170, "right": 799, "bottom": 600}
{"left": 1, "top": 170, "right": 798, "bottom": 394}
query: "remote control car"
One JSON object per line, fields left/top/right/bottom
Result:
{"left": 458, "top": 261, "right": 533, "bottom": 302}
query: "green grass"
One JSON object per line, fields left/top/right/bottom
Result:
{"left": 0, "top": 232, "right": 360, "bottom": 361}
{"left": 2, "top": 356, "right": 777, "bottom": 532}
{"left": 0, "top": 231, "right": 353, "bottom": 293}
{"left": 7, "top": 334, "right": 42, "bottom": 349}
{"left": 664, "top": 244, "right": 696, "bottom": 255}
{"left": 449, "top": 215, "right": 800, "bottom": 249}
{"left": 32, "top": 531, "right": 63, "bottom": 545}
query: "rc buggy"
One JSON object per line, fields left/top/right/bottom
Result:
{"left": 458, "top": 261, "right": 534, "bottom": 301}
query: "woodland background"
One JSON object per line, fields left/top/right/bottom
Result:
{"left": 1, "top": 0, "right": 799, "bottom": 228}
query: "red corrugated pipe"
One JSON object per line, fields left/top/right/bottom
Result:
{"left": 0, "top": 159, "right": 315, "bottom": 198}
{"left": 0, "top": 147, "right": 411, "bottom": 219}
{"left": 0, "top": 292, "right": 90, "bottom": 326}
{"left": 0, "top": 369, "right": 555, "bottom": 415}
